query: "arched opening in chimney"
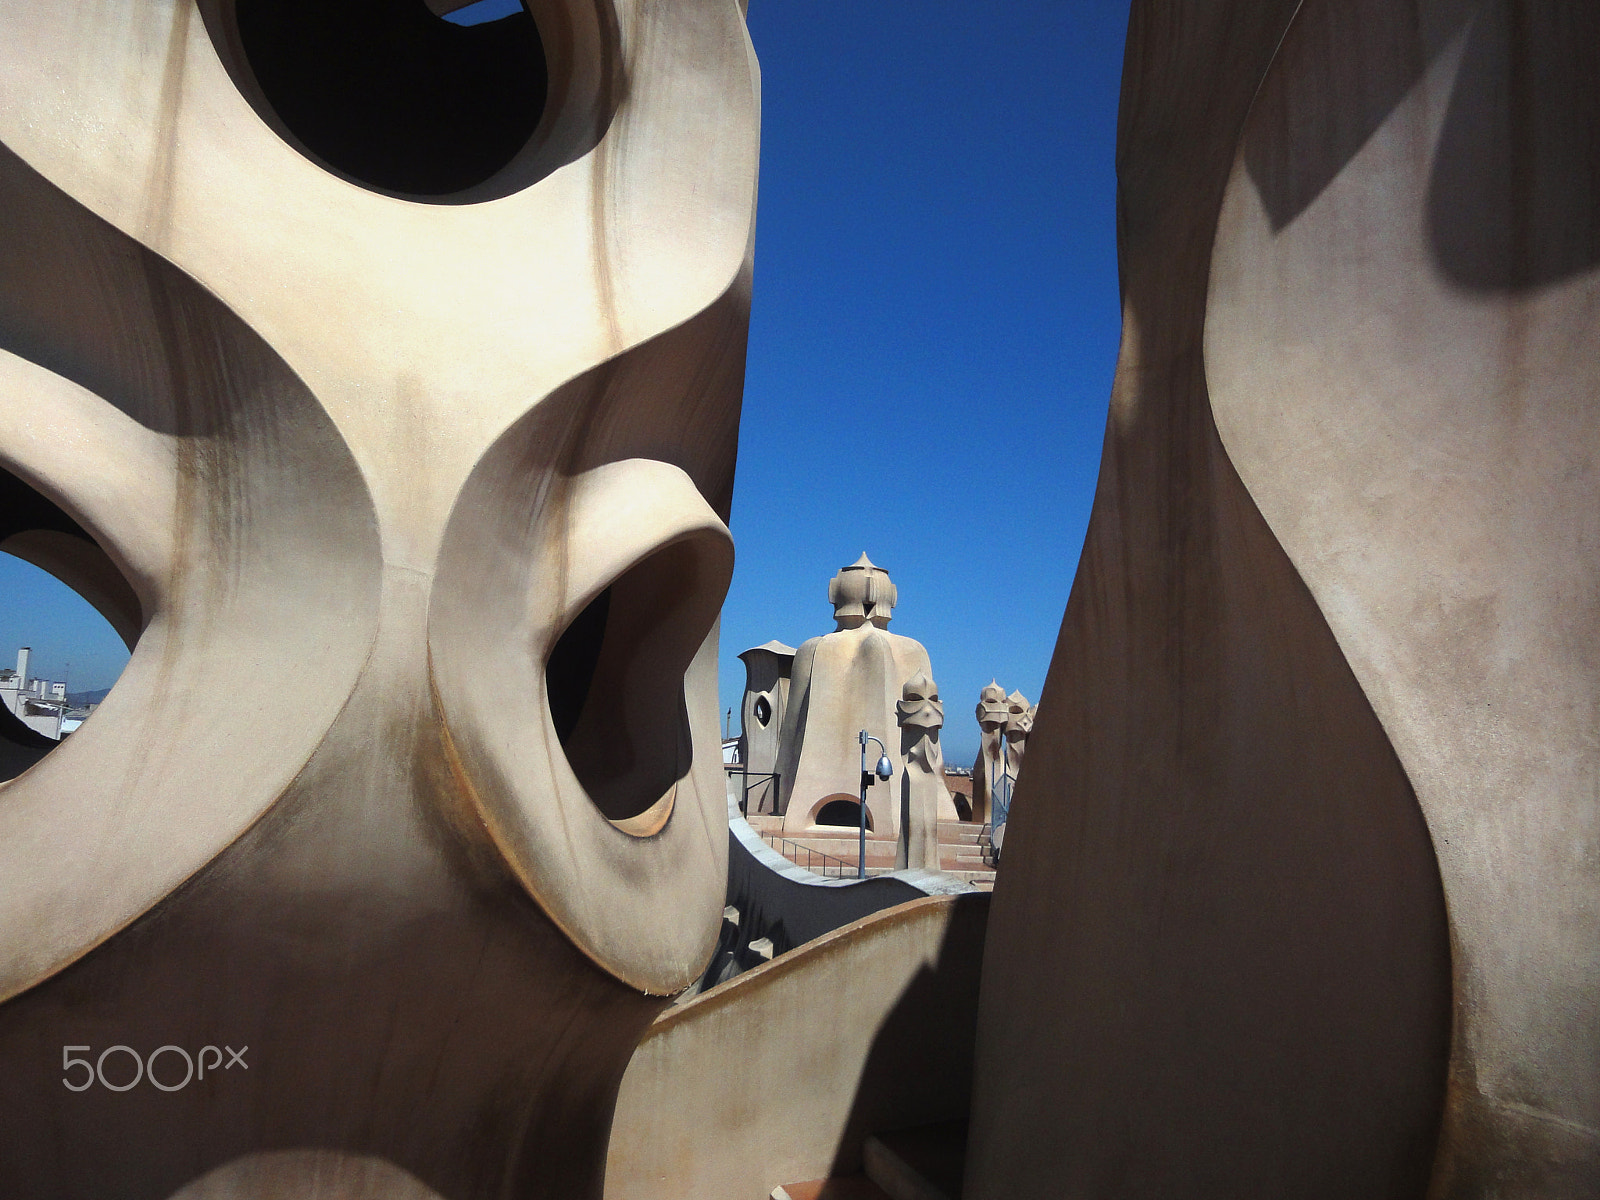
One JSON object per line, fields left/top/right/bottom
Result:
{"left": 815, "top": 797, "right": 872, "bottom": 831}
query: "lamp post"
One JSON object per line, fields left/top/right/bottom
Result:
{"left": 997, "top": 735, "right": 1010, "bottom": 825}
{"left": 857, "top": 730, "right": 893, "bottom": 879}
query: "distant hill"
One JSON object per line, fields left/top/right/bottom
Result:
{"left": 66, "top": 687, "right": 113, "bottom": 707}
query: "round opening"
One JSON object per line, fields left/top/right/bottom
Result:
{"left": 231, "top": 0, "right": 548, "bottom": 197}
{"left": 753, "top": 694, "right": 772, "bottom": 728}
{"left": 545, "top": 535, "right": 726, "bottom": 824}
{"left": 0, "top": 471, "right": 136, "bottom": 782}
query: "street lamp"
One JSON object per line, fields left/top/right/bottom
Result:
{"left": 857, "top": 730, "right": 893, "bottom": 879}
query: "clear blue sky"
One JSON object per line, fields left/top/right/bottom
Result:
{"left": 722, "top": 1, "right": 1128, "bottom": 765}
{"left": 0, "top": 0, "right": 1130, "bottom": 759}
{"left": 0, "top": 561, "right": 126, "bottom": 694}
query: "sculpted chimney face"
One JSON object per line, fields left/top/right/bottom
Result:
{"left": 897, "top": 670, "right": 944, "bottom": 734}
{"left": 1004, "top": 690, "right": 1034, "bottom": 742}
{"left": 0, "top": 0, "right": 757, "bottom": 1191}
{"left": 976, "top": 681, "right": 1009, "bottom": 731}
{"left": 827, "top": 552, "right": 898, "bottom": 630}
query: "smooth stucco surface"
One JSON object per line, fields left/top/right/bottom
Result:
{"left": 605, "top": 892, "right": 989, "bottom": 1200}
{"left": 1205, "top": 2, "right": 1600, "bottom": 1187}
{"left": 968, "top": 2, "right": 1458, "bottom": 1197}
{"left": 970, "top": 2, "right": 1598, "bottom": 1197}
{"left": 0, "top": 0, "right": 758, "bottom": 1194}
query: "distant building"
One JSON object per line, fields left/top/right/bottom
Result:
{"left": 1, "top": 646, "right": 74, "bottom": 741}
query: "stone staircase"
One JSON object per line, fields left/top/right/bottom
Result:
{"left": 746, "top": 815, "right": 996, "bottom": 890}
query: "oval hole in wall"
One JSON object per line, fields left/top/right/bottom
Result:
{"left": 545, "top": 532, "right": 728, "bottom": 825}
{"left": 231, "top": 0, "right": 548, "bottom": 197}
{"left": 0, "top": 471, "right": 137, "bottom": 782}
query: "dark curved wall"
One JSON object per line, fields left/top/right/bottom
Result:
{"left": 965, "top": 3, "right": 1455, "bottom": 1196}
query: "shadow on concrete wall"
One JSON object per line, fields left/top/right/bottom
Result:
{"left": 823, "top": 893, "right": 989, "bottom": 1179}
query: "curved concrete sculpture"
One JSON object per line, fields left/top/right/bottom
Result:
{"left": 972, "top": 682, "right": 1029, "bottom": 829}
{"left": 776, "top": 555, "right": 934, "bottom": 837}
{"left": 970, "top": 681, "right": 1007, "bottom": 825}
{"left": 971, "top": 1, "right": 1596, "bottom": 1197}
{"left": 894, "top": 671, "right": 949, "bottom": 870}
{"left": 1001, "top": 691, "right": 1033, "bottom": 777}
{"left": 0, "top": 1, "right": 757, "bottom": 1196}
{"left": 1205, "top": 2, "right": 1600, "bottom": 1189}
{"left": 987, "top": 690, "right": 1032, "bottom": 858}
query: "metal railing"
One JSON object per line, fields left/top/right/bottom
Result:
{"left": 760, "top": 833, "right": 857, "bottom": 879}
{"left": 990, "top": 760, "right": 1014, "bottom": 831}
{"left": 729, "top": 768, "right": 780, "bottom": 816}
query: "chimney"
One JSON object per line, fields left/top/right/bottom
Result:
{"left": 15, "top": 647, "right": 29, "bottom": 689}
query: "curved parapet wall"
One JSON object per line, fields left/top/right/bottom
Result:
{"left": 1205, "top": 2, "right": 1600, "bottom": 1190}
{"left": 972, "top": 2, "right": 1599, "bottom": 1196}
{"left": 699, "top": 801, "right": 971, "bottom": 991}
{"left": 968, "top": 1, "right": 1491, "bottom": 1197}
{"left": 605, "top": 892, "right": 990, "bottom": 1200}
{"left": 0, "top": 0, "right": 758, "bottom": 1195}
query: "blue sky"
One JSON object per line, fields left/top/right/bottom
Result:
{"left": 722, "top": 1, "right": 1127, "bottom": 764}
{"left": 0, "top": 0, "right": 1130, "bottom": 761}
{"left": 0, "top": 563, "right": 126, "bottom": 695}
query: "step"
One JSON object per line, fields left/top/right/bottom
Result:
{"left": 773, "top": 1177, "right": 894, "bottom": 1200}
{"left": 863, "top": 1120, "right": 967, "bottom": 1200}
